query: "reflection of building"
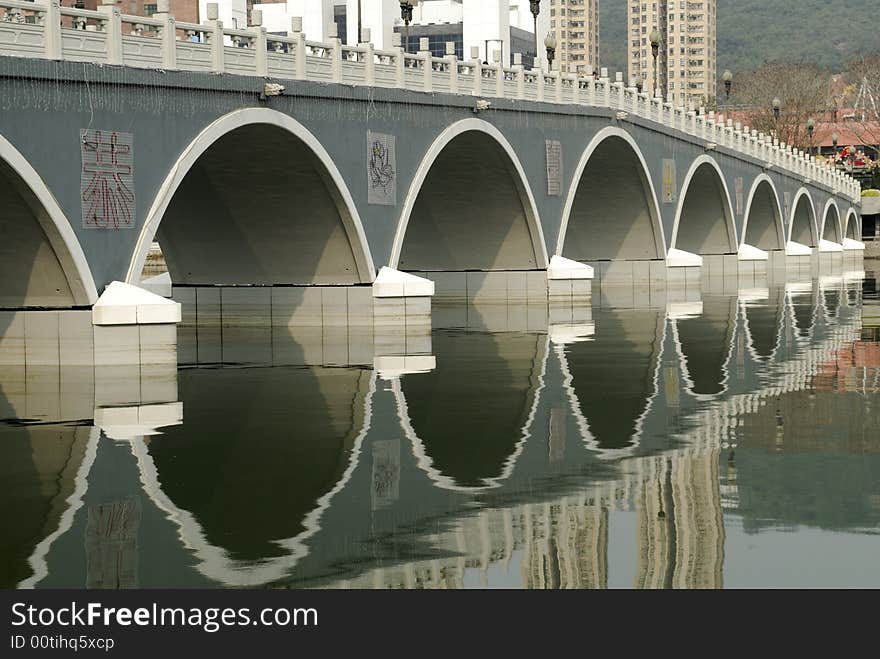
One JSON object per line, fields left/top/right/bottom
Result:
{"left": 627, "top": 0, "right": 717, "bottom": 108}
{"left": 635, "top": 451, "right": 724, "bottom": 589}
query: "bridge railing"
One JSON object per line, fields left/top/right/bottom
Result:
{"left": 0, "top": 0, "right": 862, "bottom": 203}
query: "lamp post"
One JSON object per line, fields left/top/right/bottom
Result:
{"left": 772, "top": 97, "right": 781, "bottom": 139}
{"left": 849, "top": 145, "right": 857, "bottom": 175}
{"left": 650, "top": 28, "right": 661, "bottom": 99}
{"left": 807, "top": 118, "right": 815, "bottom": 156}
{"left": 832, "top": 132, "right": 839, "bottom": 165}
{"left": 357, "top": 0, "right": 362, "bottom": 45}
{"left": 530, "top": 1, "right": 541, "bottom": 68}
{"left": 399, "top": 1, "right": 413, "bottom": 54}
{"left": 544, "top": 33, "right": 556, "bottom": 71}
{"left": 722, "top": 69, "right": 732, "bottom": 119}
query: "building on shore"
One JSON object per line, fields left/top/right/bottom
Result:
{"left": 627, "top": 0, "right": 717, "bottom": 108}
{"left": 546, "top": 0, "right": 600, "bottom": 77}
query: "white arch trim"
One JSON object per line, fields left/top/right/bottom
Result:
{"left": 392, "top": 335, "right": 549, "bottom": 493}
{"left": 787, "top": 187, "right": 819, "bottom": 245}
{"left": 821, "top": 197, "right": 842, "bottom": 241}
{"left": 126, "top": 108, "right": 376, "bottom": 285}
{"left": 740, "top": 173, "right": 785, "bottom": 249}
{"left": 555, "top": 126, "right": 667, "bottom": 258}
{"left": 0, "top": 135, "right": 98, "bottom": 306}
{"left": 670, "top": 155, "right": 738, "bottom": 252}
{"left": 388, "top": 118, "right": 549, "bottom": 269}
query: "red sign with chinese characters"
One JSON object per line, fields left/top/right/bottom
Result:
{"left": 80, "top": 129, "right": 135, "bottom": 229}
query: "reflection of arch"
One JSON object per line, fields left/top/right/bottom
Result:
{"left": 741, "top": 291, "right": 786, "bottom": 363}
{"left": 672, "top": 297, "right": 738, "bottom": 401}
{"left": 389, "top": 118, "right": 548, "bottom": 270}
{"left": 786, "top": 284, "right": 817, "bottom": 341}
{"left": 126, "top": 108, "right": 375, "bottom": 285}
{"left": 844, "top": 208, "right": 860, "bottom": 241}
{"left": 0, "top": 135, "right": 98, "bottom": 306}
{"left": 821, "top": 198, "right": 842, "bottom": 243}
{"left": 671, "top": 156, "right": 738, "bottom": 255}
{"left": 18, "top": 428, "right": 101, "bottom": 588}
{"left": 393, "top": 333, "right": 548, "bottom": 491}
{"left": 128, "top": 371, "right": 375, "bottom": 587}
{"left": 556, "top": 127, "right": 666, "bottom": 260}
{"left": 558, "top": 311, "right": 666, "bottom": 460}
{"left": 741, "top": 174, "right": 784, "bottom": 250}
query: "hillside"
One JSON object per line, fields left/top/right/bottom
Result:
{"left": 599, "top": 0, "right": 880, "bottom": 80}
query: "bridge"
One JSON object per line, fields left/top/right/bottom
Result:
{"left": 0, "top": 0, "right": 866, "bottom": 351}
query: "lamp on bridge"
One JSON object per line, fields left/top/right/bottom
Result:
{"left": 399, "top": 2, "right": 414, "bottom": 54}
{"left": 649, "top": 28, "right": 661, "bottom": 100}
{"left": 772, "top": 97, "right": 781, "bottom": 139}
{"left": 544, "top": 33, "right": 557, "bottom": 71}
{"left": 722, "top": 69, "right": 733, "bottom": 120}
{"left": 530, "top": 1, "right": 542, "bottom": 69}
{"left": 807, "top": 118, "right": 815, "bottom": 156}
{"left": 832, "top": 132, "right": 839, "bottom": 163}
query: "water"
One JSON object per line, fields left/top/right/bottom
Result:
{"left": 2, "top": 271, "right": 879, "bottom": 589}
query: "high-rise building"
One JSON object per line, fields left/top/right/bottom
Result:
{"left": 627, "top": 0, "right": 716, "bottom": 108}
{"left": 547, "top": 0, "right": 600, "bottom": 77}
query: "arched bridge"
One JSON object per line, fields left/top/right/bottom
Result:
{"left": 0, "top": 1, "right": 864, "bottom": 329}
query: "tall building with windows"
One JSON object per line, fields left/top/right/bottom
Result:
{"left": 627, "top": 0, "right": 716, "bottom": 108}
{"left": 547, "top": 0, "right": 600, "bottom": 77}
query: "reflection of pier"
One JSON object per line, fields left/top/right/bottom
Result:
{"left": 4, "top": 271, "right": 871, "bottom": 588}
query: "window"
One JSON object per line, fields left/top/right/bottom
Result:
{"left": 144, "top": 3, "right": 157, "bottom": 14}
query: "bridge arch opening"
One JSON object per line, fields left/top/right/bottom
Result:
{"left": 128, "top": 109, "right": 375, "bottom": 286}
{"left": 845, "top": 209, "right": 860, "bottom": 241}
{"left": 742, "top": 175, "right": 784, "bottom": 251}
{"left": 672, "top": 157, "right": 737, "bottom": 255}
{"left": 0, "top": 136, "right": 97, "bottom": 308}
{"left": 788, "top": 189, "right": 818, "bottom": 247}
{"left": 558, "top": 129, "right": 664, "bottom": 262}
{"left": 822, "top": 201, "right": 842, "bottom": 244}
{"left": 392, "top": 120, "right": 547, "bottom": 272}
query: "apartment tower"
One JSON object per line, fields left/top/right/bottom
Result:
{"left": 548, "top": 0, "right": 600, "bottom": 76}
{"left": 627, "top": 0, "right": 716, "bottom": 108}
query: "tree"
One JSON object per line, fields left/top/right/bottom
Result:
{"left": 844, "top": 53, "right": 880, "bottom": 151}
{"left": 733, "top": 61, "right": 830, "bottom": 151}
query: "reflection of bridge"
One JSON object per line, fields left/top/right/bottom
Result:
{"left": 4, "top": 274, "right": 873, "bottom": 588}
{"left": 0, "top": 0, "right": 866, "bottom": 347}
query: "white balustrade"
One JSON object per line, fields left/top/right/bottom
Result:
{"left": 0, "top": 0, "right": 860, "bottom": 202}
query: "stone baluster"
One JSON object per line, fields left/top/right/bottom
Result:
{"left": 98, "top": 0, "right": 123, "bottom": 65}
{"left": 513, "top": 53, "right": 524, "bottom": 99}
{"left": 446, "top": 41, "right": 458, "bottom": 94}
{"left": 289, "top": 17, "right": 305, "bottom": 79}
{"left": 360, "top": 28, "right": 374, "bottom": 85}
{"left": 470, "top": 46, "right": 482, "bottom": 96}
{"left": 493, "top": 49, "right": 504, "bottom": 98}
{"left": 249, "top": 10, "right": 267, "bottom": 76}
{"left": 44, "top": 0, "right": 62, "bottom": 59}
{"left": 155, "top": 0, "right": 177, "bottom": 70}
{"left": 327, "top": 22, "right": 341, "bottom": 83}
{"left": 419, "top": 37, "right": 432, "bottom": 92}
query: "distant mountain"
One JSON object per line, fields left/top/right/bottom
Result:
{"left": 599, "top": 0, "right": 880, "bottom": 81}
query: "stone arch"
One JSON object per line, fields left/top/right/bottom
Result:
{"left": 788, "top": 188, "right": 818, "bottom": 247}
{"left": 556, "top": 127, "right": 665, "bottom": 261}
{"left": 0, "top": 135, "right": 97, "bottom": 307}
{"left": 127, "top": 108, "right": 375, "bottom": 286}
{"left": 741, "top": 174, "right": 784, "bottom": 251}
{"left": 671, "top": 156, "right": 737, "bottom": 255}
{"left": 390, "top": 118, "right": 548, "bottom": 271}
{"left": 821, "top": 199, "right": 842, "bottom": 243}
{"left": 844, "top": 208, "right": 860, "bottom": 241}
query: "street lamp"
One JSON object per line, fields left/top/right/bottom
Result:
{"left": 722, "top": 69, "right": 733, "bottom": 118}
{"left": 530, "top": 1, "right": 541, "bottom": 68}
{"left": 544, "top": 33, "right": 556, "bottom": 71}
{"left": 771, "top": 97, "right": 781, "bottom": 139}
{"left": 832, "top": 132, "right": 839, "bottom": 163}
{"left": 807, "top": 118, "right": 815, "bottom": 156}
{"left": 849, "top": 145, "right": 857, "bottom": 174}
{"left": 399, "top": 2, "right": 414, "bottom": 54}
{"left": 650, "top": 28, "right": 661, "bottom": 98}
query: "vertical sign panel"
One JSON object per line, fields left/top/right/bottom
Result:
{"left": 545, "top": 139, "right": 563, "bottom": 196}
{"left": 81, "top": 129, "right": 135, "bottom": 229}
{"left": 662, "top": 159, "right": 677, "bottom": 204}
{"left": 367, "top": 131, "right": 396, "bottom": 206}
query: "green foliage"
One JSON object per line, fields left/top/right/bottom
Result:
{"left": 599, "top": 0, "right": 880, "bottom": 80}
{"left": 863, "top": 189, "right": 880, "bottom": 197}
